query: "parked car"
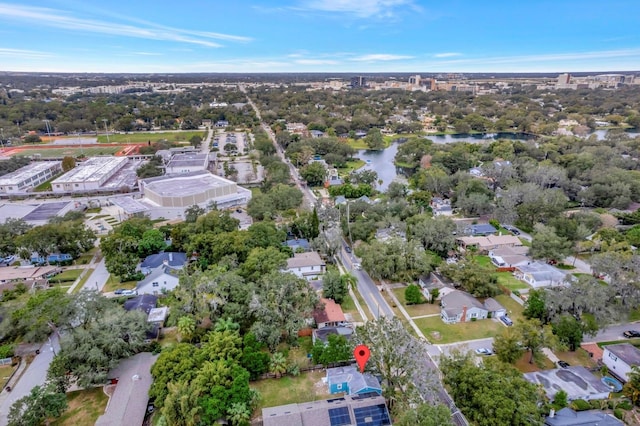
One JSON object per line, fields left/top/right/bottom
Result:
{"left": 353, "top": 263, "right": 362, "bottom": 270}
{"left": 623, "top": 330, "right": 640, "bottom": 338}
{"left": 345, "top": 246, "right": 352, "bottom": 253}
{"left": 557, "top": 360, "right": 571, "bottom": 368}
{"left": 475, "top": 348, "right": 493, "bottom": 356}
{"left": 114, "top": 289, "right": 125, "bottom": 295}
{"left": 500, "top": 316, "right": 513, "bottom": 326}
{"left": 120, "top": 290, "right": 138, "bottom": 296}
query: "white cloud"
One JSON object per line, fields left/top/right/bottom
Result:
{"left": 0, "top": 47, "right": 51, "bottom": 59}
{"left": 0, "top": 3, "right": 251, "bottom": 48}
{"left": 300, "top": 0, "right": 416, "bottom": 18}
{"left": 294, "top": 59, "right": 339, "bottom": 65}
{"left": 434, "top": 52, "right": 461, "bottom": 58}
{"left": 352, "top": 54, "right": 414, "bottom": 61}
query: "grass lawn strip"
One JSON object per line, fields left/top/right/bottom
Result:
{"left": 251, "top": 370, "right": 332, "bottom": 413}
{"left": 102, "top": 274, "right": 137, "bottom": 293}
{"left": 494, "top": 294, "right": 525, "bottom": 323}
{"left": 51, "top": 387, "right": 109, "bottom": 426}
{"left": 391, "top": 287, "right": 440, "bottom": 317}
{"left": 71, "top": 268, "right": 94, "bottom": 294}
{"left": 97, "top": 131, "right": 205, "bottom": 144}
{"left": 414, "top": 316, "right": 504, "bottom": 344}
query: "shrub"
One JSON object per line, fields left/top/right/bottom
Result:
{"left": 614, "top": 408, "right": 624, "bottom": 419}
{"left": 0, "top": 344, "right": 14, "bottom": 359}
{"left": 617, "top": 400, "right": 632, "bottom": 410}
{"left": 405, "top": 284, "right": 425, "bottom": 305}
{"left": 570, "top": 399, "right": 590, "bottom": 411}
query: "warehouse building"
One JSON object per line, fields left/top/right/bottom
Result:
{"left": 51, "top": 157, "right": 129, "bottom": 193}
{"left": 110, "top": 170, "right": 251, "bottom": 220}
{"left": 165, "top": 153, "right": 211, "bottom": 174}
{"left": 0, "top": 161, "right": 61, "bottom": 194}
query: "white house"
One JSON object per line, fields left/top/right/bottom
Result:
{"left": 603, "top": 343, "right": 640, "bottom": 382}
{"left": 136, "top": 266, "right": 181, "bottom": 295}
{"left": 515, "top": 262, "right": 567, "bottom": 288}
{"left": 440, "top": 290, "right": 505, "bottom": 324}
{"left": 285, "top": 251, "right": 326, "bottom": 280}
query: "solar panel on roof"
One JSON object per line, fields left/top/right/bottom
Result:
{"left": 353, "top": 404, "right": 391, "bottom": 426}
{"left": 328, "top": 406, "right": 351, "bottom": 426}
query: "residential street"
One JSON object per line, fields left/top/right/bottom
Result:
{"left": 0, "top": 335, "right": 60, "bottom": 425}
{"left": 81, "top": 258, "right": 110, "bottom": 292}
{"left": 586, "top": 322, "right": 640, "bottom": 343}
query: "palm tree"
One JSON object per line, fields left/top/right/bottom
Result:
{"left": 214, "top": 317, "right": 240, "bottom": 333}
{"left": 227, "top": 402, "right": 251, "bottom": 426}
{"left": 341, "top": 272, "right": 357, "bottom": 291}
{"left": 269, "top": 352, "right": 287, "bottom": 378}
{"left": 177, "top": 316, "right": 196, "bottom": 343}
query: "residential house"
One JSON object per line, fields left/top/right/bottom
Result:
{"left": 466, "top": 223, "right": 498, "bottom": 236}
{"left": 284, "top": 238, "right": 311, "bottom": 252}
{"left": 139, "top": 252, "right": 187, "bottom": 275}
{"left": 262, "top": 393, "right": 391, "bottom": 426}
{"left": 95, "top": 353, "right": 158, "bottom": 426}
{"left": 431, "top": 197, "right": 453, "bottom": 216}
{"left": 375, "top": 227, "right": 407, "bottom": 242}
{"left": 314, "top": 298, "right": 347, "bottom": 329}
{"left": 147, "top": 306, "right": 168, "bottom": 327}
{"left": 285, "top": 251, "right": 326, "bottom": 280}
{"left": 440, "top": 290, "right": 505, "bottom": 324}
{"left": 312, "top": 326, "right": 354, "bottom": 345}
{"left": 545, "top": 407, "right": 623, "bottom": 426}
{"left": 326, "top": 366, "right": 382, "bottom": 396}
{"left": 524, "top": 366, "right": 611, "bottom": 401}
{"left": 136, "top": 266, "right": 180, "bottom": 295}
{"left": 334, "top": 195, "right": 347, "bottom": 206}
{"left": 417, "top": 272, "right": 456, "bottom": 301}
{"left": 457, "top": 235, "right": 522, "bottom": 253}
{"left": 515, "top": 262, "right": 567, "bottom": 288}
{"left": 489, "top": 246, "right": 530, "bottom": 268}
{"left": 0, "top": 265, "right": 60, "bottom": 286}
{"left": 123, "top": 294, "right": 158, "bottom": 315}
{"left": 484, "top": 297, "right": 507, "bottom": 318}
{"left": 603, "top": 343, "right": 640, "bottom": 382}
{"left": 310, "top": 130, "right": 326, "bottom": 138}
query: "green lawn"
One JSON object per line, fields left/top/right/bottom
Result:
{"left": 97, "top": 131, "right": 205, "bottom": 144}
{"left": 337, "top": 159, "right": 365, "bottom": 176}
{"left": 51, "top": 387, "right": 108, "bottom": 426}
{"left": 414, "top": 316, "right": 504, "bottom": 344}
{"left": 555, "top": 348, "right": 598, "bottom": 369}
{"left": 514, "top": 352, "right": 556, "bottom": 373}
{"left": 71, "top": 268, "right": 94, "bottom": 294}
{"left": 251, "top": 370, "right": 332, "bottom": 413}
{"left": 340, "top": 294, "right": 363, "bottom": 322}
{"left": 50, "top": 269, "right": 82, "bottom": 284}
{"left": 475, "top": 256, "right": 492, "bottom": 267}
{"left": 9, "top": 146, "right": 121, "bottom": 158}
{"left": 391, "top": 287, "right": 440, "bottom": 317}
{"left": 494, "top": 272, "right": 530, "bottom": 291}
{"left": 494, "top": 294, "right": 525, "bottom": 322}
{"left": 102, "top": 274, "right": 137, "bottom": 293}
{"left": 33, "top": 173, "right": 63, "bottom": 191}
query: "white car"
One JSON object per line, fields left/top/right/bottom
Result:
{"left": 475, "top": 348, "right": 493, "bottom": 356}
{"left": 120, "top": 289, "right": 138, "bottom": 296}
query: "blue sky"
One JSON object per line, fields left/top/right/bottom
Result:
{"left": 1, "top": 0, "right": 639, "bottom": 73}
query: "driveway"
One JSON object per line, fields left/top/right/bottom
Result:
{"left": 437, "top": 337, "right": 496, "bottom": 361}
{"left": 0, "top": 335, "right": 60, "bottom": 424}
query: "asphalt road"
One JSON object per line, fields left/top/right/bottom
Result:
{"left": 0, "top": 335, "right": 60, "bottom": 424}
{"left": 82, "top": 258, "right": 110, "bottom": 292}
{"left": 338, "top": 245, "right": 394, "bottom": 319}
{"left": 587, "top": 322, "right": 640, "bottom": 343}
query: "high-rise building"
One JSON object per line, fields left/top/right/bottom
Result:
{"left": 557, "top": 73, "right": 571, "bottom": 85}
{"left": 350, "top": 76, "right": 367, "bottom": 88}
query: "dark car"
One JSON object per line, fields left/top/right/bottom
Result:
{"left": 623, "top": 330, "right": 640, "bottom": 338}
{"left": 512, "top": 229, "right": 521, "bottom": 235}
{"left": 345, "top": 246, "right": 352, "bottom": 253}
{"left": 557, "top": 360, "right": 570, "bottom": 368}
{"left": 500, "top": 316, "right": 513, "bottom": 326}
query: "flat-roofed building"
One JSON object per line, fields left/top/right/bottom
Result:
{"left": 132, "top": 171, "right": 251, "bottom": 220}
{"left": 0, "top": 161, "right": 61, "bottom": 193}
{"left": 51, "top": 156, "right": 128, "bottom": 193}
{"left": 165, "top": 153, "right": 210, "bottom": 174}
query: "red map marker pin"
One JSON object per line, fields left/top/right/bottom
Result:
{"left": 354, "top": 344, "right": 370, "bottom": 373}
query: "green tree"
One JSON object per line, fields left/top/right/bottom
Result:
{"left": 240, "top": 333, "right": 270, "bottom": 380}
{"left": 7, "top": 384, "right": 68, "bottom": 426}
{"left": 440, "top": 354, "right": 545, "bottom": 426}
{"left": 185, "top": 205, "right": 205, "bottom": 223}
{"left": 242, "top": 247, "right": 288, "bottom": 281}
{"left": 311, "top": 334, "right": 353, "bottom": 366}
{"left": 517, "top": 319, "right": 558, "bottom": 365}
{"left": 530, "top": 224, "right": 572, "bottom": 263}
{"left": 138, "top": 228, "right": 167, "bottom": 257}
{"left": 160, "top": 380, "right": 202, "bottom": 426}
{"left": 61, "top": 156, "right": 76, "bottom": 172}
{"left": 322, "top": 268, "right": 348, "bottom": 304}
{"left": 269, "top": 352, "right": 287, "bottom": 378}
{"left": 405, "top": 284, "right": 425, "bottom": 305}
{"left": 492, "top": 328, "right": 525, "bottom": 364}
{"left": 394, "top": 403, "right": 454, "bottom": 426}
{"left": 552, "top": 315, "right": 583, "bottom": 351}
{"left": 300, "top": 162, "right": 326, "bottom": 186}
{"left": 150, "top": 344, "right": 202, "bottom": 409}
{"left": 364, "top": 128, "right": 385, "bottom": 150}
{"left": 177, "top": 316, "right": 196, "bottom": 343}
{"left": 623, "top": 366, "right": 640, "bottom": 406}
{"left": 523, "top": 289, "right": 547, "bottom": 322}
{"left": 227, "top": 402, "right": 251, "bottom": 426}
{"left": 553, "top": 390, "right": 568, "bottom": 409}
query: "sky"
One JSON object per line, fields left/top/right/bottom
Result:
{"left": 1, "top": 0, "right": 640, "bottom": 73}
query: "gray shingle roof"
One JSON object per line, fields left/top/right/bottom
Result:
{"left": 605, "top": 343, "right": 640, "bottom": 366}
{"left": 545, "top": 407, "right": 623, "bottom": 426}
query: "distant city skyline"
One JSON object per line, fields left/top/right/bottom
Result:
{"left": 1, "top": 0, "right": 639, "bottom": 73}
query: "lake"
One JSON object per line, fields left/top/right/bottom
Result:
{"left": 357, "top": 129, "right": 639, "bottom": 191}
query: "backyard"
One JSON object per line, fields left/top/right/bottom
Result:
{"left": 555, "top": 348, "right": 598, "bottom": 369}
{"left": 340, "top": 294, "right": 363, "bottom": 323}
{"left": 414, "top": 316, "right": 505, "bottom": 344}
{"left": 51, "top": 387, "right": 109, "bottom": 426}
{"left": 102, "top": 274, "right": 137, "bottom": 293}
{"left": 391, "top": 287, "right": 440, "bottom": 317}
{"left": 250, "top": 370, "right": 332, "bottom": 414}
